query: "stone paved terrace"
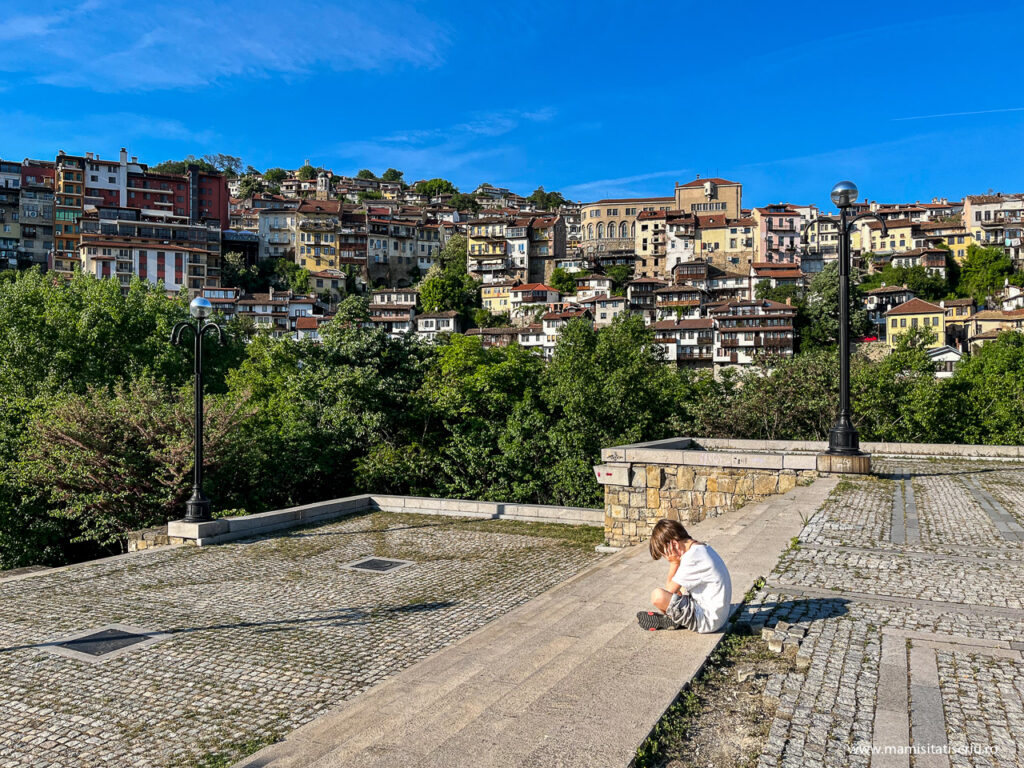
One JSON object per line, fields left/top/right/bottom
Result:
{"left": 742, "top": 457, "right": 1024, "bottom": 768}
{"left": 0, "top": 511, "right": 604, "bottom": 767}
{"left": 3, "top": 457, "right": 1024, "bottom": 767}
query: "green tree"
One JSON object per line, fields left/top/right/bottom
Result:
{"left": 263, "top": 168, "right": 288, "bottom": 184}
{"left": 236, "top": 175, "right": 265, "bottom": 199}
{"left": 150, "top": 155, "right": 218, "bottom": 175}
{"left": 202, "top": 154, "right": 243, "bottom": 177}
{"left": 296, "top": 164, "right": 317, "bottom": 181}
{"left": 528, "top": 186, "right": 567, "bottom": 210}
{"left": 358, "top": 190, "right": 385, "bottom": 202}
{"left": 802, "top": 262, "right": 871, "bottom": 350}
{"left": 418, "top": 236, "right": 478, "bottom": 315}
{"left": 381, "top": 168, "right": 404, "bottom": 183}
{"left": 415, "top": 178, "right": 458, "bottom": 197}
{"left": 958, "top": 243, "right": 1013, "bottom": 304}
{"left": 356, "top": 169, "right": 376, "bottom": 180}
{"left": 548, "top": 268, "right": 579, "bottom": 295}
{"left": 449, "top": 192, "right": 481, "bottom": 213}
{"left": 273, "top": 260, "right": 312, "bottom": 295}
{"left": 604, "top": 265, "right": 632, "bottom": 295}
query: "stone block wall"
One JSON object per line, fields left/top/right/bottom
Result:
{"left": 599, "top": 463, "right": 816, "bottom": 548}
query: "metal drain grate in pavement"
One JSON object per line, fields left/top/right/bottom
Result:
{"left": 342, "top": 557, "right": 415, "bottom": 574}
{"left": 42, "top": 624, "right": 171, "bottom": 663}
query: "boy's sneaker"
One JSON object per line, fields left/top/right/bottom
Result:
{"left": 637, "top": 611, "right": 677, "bottom": 631}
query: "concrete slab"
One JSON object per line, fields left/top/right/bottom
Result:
{"left": 234, "top": 476, "right": 838, "bottom": 768}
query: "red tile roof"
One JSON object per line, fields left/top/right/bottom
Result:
{"left": 885, "top": 298, "right": 945, "bottom": 316}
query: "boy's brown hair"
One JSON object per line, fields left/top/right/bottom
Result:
{"left": 649, "top": 518, "right": 691, "bottom": 560}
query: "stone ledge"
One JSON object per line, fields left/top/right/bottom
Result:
{"left": 162, "top": 494, "right": 603, "bottom": 548}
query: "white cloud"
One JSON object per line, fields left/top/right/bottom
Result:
{"left": 0, "top": 111, "right": 218, "bottom": 155}
{"left": 329, "top": 109, "right": 556, "bottom": 179}
{"left": 1, "top": 0, "right": 447, "bottom": 92}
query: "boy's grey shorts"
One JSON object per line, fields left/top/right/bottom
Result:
{"left": 667, "top": 592, "right": 700, "bottom": 631}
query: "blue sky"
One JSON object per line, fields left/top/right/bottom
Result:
{"left": 1, "top": 0, "right": 1022, "bottom": 209}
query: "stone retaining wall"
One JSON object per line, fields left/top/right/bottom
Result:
{"left": 597, "top": 463, "right": 817, "bottom": 547}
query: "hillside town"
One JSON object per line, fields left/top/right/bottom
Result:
{"left": 2, "top": 150, "right": 1022, "bottom": 372}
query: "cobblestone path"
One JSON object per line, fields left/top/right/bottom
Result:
{"left": 737, "top": 459, "right": 1024, "bottom": 768}
{"left": 0, "top": 511, "right": 603, "bottom": 768}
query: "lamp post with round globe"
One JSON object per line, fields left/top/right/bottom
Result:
{"left": 801, "top": 181, "right": 887, "bottom": 456}
{"left": 171, "top": 296, "right": 225, "bottom": 522}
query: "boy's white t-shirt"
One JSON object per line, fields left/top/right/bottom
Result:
{"left": 671, "top": 543, "right": 732, "bottom": 633}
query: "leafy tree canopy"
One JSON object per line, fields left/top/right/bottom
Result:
{"left": 415, "top": 178, "right": 458, "bottom": 197}
{"left": 263, "top": 167, "right": 287, "bottom": 184}
{"left": 381, "top": 168, "right": 404, "bottom": 183}
{"left": 149, "top": 155, "right": 218, "bottom": 175}
{"left": 356, "top": 169, "right": 376, "bottom": 180}
{"left": 449, "top": 192, "right": 481, "bottom": 213}
{"left": 296, "top": 164, "right": 318, "bottom": 181}
{"left": 548, "top": 268, "right": 579, "bottom": 295}
{"left": 958, "top": 243, "right": 1013, "bottom": 304}
{"left": 528, "top": 186, "right": 567, "bottom": 210}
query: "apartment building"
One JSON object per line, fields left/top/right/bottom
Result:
{"left": 962, "top": 193, "right": 1024, "bottom": 266}
{"left": 53, "top": 152, "right": 85, "bottom": 275}
{"left": 416, "top": 311, "right": 462, "bottom": 340}
{"left": 625, "top": 277, "right": 667, "bottom": 322}
{"left": 510, "top": 283, "right": 560, "bottom": 322}
{"left": 710, "top": 299, "right": 797, "bottom": 366}
{"left": 467, "top": 214, "right": 564, "bottom": 284}
{"left": 576, "top": 294, "right": 628, "bottom": 327}
{"left": 0, "top": 160, "right": 20, "bottom": 269}
{"left": 366, "top": 214, "right": 422, "bottom": 287}
{"left": 884, "top": 298, "right": 946, "bottom": 349}
{"left": 753, "top": 204, "right": 804, "bottom": 263}
{"left": 481, "top": 280, "right": 518, "bottom": 315}
{"left": 236, "top": 288, "right": 316, "bottom": 336}
{"left": 695, "top": 214, "right": 755, "bottom": 272}
{"left": 77, "top": 206, "right": 223, "bottom": 294}
{"left": 578, "top": 196, "right": 673, "bottom": 271}
{"left": 863, "top": 284, "right": 916, "bottom": 339}
{"left": 674, "top": 177, "right": 743, "bottom": 219}
{"left": 368, "top": 287, "right": 418, "bottom": 336}
{"left": 295, "top": 200, "right": 344, "bottom": 272}
{"left": 574, "top": 275, "right": 614, "bottom": 300}
{"left": 18, "top": 162, "right": 54, "bottom": 269}
{"left": 650, "top": 318, "right": 714, "bottom": 367}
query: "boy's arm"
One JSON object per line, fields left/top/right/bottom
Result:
{"left": 664, "top": 560, "right": 682, "bottom": 595}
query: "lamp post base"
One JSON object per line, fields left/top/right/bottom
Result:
{"left": 184, "top": 491, "right": 212, "bottom": 523}
{"left": 827, "top": 416, "right": 861, "bottom": 456}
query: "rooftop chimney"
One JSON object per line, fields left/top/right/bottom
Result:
{"left": 120, "top": 148, "right": 127, "bottom": 165}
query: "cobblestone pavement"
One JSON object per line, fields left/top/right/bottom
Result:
{"left": 736, "top": 459, "right": 1024, "bottom": 768}
{"left": 0, "top": 512, "right": 603, "bottom": 768}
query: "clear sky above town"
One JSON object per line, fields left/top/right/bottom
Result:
{"left": 1, "top": 0, "right": 1022, "bottom": 209}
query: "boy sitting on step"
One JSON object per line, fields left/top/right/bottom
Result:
{"left": 637, "top": 519, "right": 732, "bottom": 632}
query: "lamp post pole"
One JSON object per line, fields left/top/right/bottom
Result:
{"left": 171, "top": 297, "right": 225, "bottom": 523}
{"left": 803, "top": 182, "right": 887, "bottom": 457}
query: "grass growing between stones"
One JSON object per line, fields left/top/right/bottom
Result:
{"left": 633, "top": 628, "right": 794, "bottom": 768}
{"left": 170, "top": 733, "right": 282, "bottom": 768}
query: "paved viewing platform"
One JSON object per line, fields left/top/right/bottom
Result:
{"left": 1, "top": 455, "right": 1023, "bottom": 767}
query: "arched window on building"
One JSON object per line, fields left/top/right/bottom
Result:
{"left": 631, "top": 222, "right": 636, "bottom": 238}
{"left": 597, "top": 223, "right": 604, "bottom": 238}
{"left": 620, "top": 222, "right": 629, "bottom": 238}
{"left": 605, "top": 222, "right": 616, "bottom": 238}
{"left": 587, "top": 223, "right": 593, "bottom": 240}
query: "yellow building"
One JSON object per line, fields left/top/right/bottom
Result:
{"left": 674, "top": 177, "right": 742, "bottom": 219}
{"left": 884, "top": 298, "right": 945, "bottom": 349}
{"left": 696, "top": 214, "right": 755, "bottom": 271}
{"left": 467, "top": 216, "right": 510, "bottom": 279}
{"left": 856, "top": 218, "right": 915, "bottom": 254}
{"left": 295, "top": 200, "right": 342, "bottom": 271}
{"left": 53, "top": 152, "right": 86, "bottom": 276}
{"left": 481, "top": 280, "right": 518, "bottom": 314}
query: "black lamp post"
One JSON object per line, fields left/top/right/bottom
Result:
{"left": 171, "top": 296, "right": 225, "bottom": 522}
{"left": 802, "top": 181, "right": 887, "bottom": 456}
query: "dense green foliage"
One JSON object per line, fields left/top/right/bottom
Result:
{"left": 415, "top": 178, "right": 458, "bottom": 197}
{"left": 3, "top": 268, "right": 1024, "bottom": 570}
{"left": 527, "top": 187, "right": 567, "bottom": 210}
{"left": 417, "top": 236, "right": 479, "bottom": 317}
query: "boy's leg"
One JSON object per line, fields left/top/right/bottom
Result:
{"left": 666, "top": 592, "right": 699, "bottom": 630}
{"left": 637, "top": 588, "right": 679, "bottom": 630}
{"left": 650, "top": 588, "right": 673, "bottom": 613}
